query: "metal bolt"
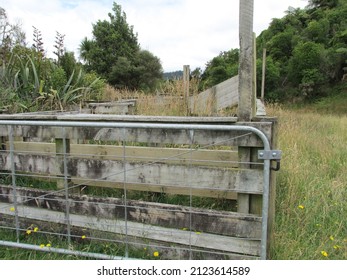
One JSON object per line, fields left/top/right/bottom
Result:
{"left": 272, "top": 152, "right": 277, "bottom": 157}
{"left": 259, "top": 152, "right": 264, "bottom": 157}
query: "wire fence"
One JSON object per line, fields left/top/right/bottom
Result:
{"left": 0, "top": 119, "right": 273, "bottom": 260}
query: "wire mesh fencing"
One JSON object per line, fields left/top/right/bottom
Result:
{"left": 0, "top": 119, "right": 274, "bottom": 260}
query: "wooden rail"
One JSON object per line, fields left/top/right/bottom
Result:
{"left": 0, "top": 114, "right": 276, "bottom": 259}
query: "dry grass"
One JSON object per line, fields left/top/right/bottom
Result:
{"left": 99, "top": 79, "right": 237, "bottom": 117}
{"left": 267, "top": 105, "right": 346, "bottom": 259}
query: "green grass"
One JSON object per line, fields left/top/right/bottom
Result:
{"left": 267, "top": 96, "right": 347, "bottom": 259}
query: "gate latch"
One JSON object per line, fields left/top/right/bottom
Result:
{"left": 258, "top": 150, "right": 282, "bottom": 171}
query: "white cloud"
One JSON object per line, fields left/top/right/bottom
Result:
{"left": 1, "top": 0, "right": 308, "bottom": 72}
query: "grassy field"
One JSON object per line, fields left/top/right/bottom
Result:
{"left": 0, "top": 85, "right": 346, "bottom": 260}
{"left": 268, "top": 103, "right": 346, "bottom": 260}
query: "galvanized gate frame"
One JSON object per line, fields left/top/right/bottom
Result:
{"left": 0, "top": 120, "right": 281, "bottom": 260}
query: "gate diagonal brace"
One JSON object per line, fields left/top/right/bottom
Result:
{"left": 258, "top": 150, "right": 282, "bottom": 171}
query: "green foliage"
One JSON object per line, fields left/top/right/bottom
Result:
{"left": 256, "top": 56, "right": 280, "bottom": 97}
{"left": 80, "top": 3, "right": 138, "bottom": 82}
{"left": 261, "top": 1, "right": 346, "bottom": 101}
{"left": 80, "top": 2, "right": 162, "bottom": 91}
{"left": 200, "top": 49, "right": 239, "bottom": 89}
{"left": 0, "top": 7, "right": 106, "bottom": 113}
{"left": 201, "top": 1, "right": 346, "bottom": 102}
{"left": 288, "top": 41, "right": 327, "bottom": 96}
{"left": 0, "top": 7, "right": 26, "bottom": 62}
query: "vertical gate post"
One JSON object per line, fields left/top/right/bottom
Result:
{"left": 183, "top": 65, "right": 190, "bottom": 116}
{"left": 55, "top": 136, "right": 71, "bottom": 190}
{"left": 238, "top": 0, "right": 256, "bottom": 121}
{"left": 238, "top": 0, "right": 259, "bottom": 214}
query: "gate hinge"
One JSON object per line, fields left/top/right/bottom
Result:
{"left": 258, "top": 150, "right": 282, "bottom": 171}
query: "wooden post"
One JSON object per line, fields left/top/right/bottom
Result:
{"left": 237, "top": 0, "right": 256, "bottom": 214}
{"left": 183, "top": 65, "right": 190, "bottom": 116}
{"left": 55, "top": 137, "right": 71, "bottom": 190}
{"left": 261, "top": 48, "right": 267, "bottom": 102}
{"left": 253, "top": 32, "right": 257, "bottom": 108}
{"left": 238, "top": 0, "right": 256, "bottom": 121}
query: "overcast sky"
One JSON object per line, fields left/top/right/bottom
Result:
{"left": 1, "top": 0, "right": 308, "bottom": 72}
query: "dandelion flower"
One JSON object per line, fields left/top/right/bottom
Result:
{"left": 153, "top": 251, "right": 159, "bottom": 257}
{"left": 298, "top": 205, "right": 304, "bottom": 210}
{"left": 34, "top": 227, "right": 39, "bottom": 232}
{"left": 46, "top": 243, "right": 51, "bottom": 247}
{"left": 9, "top": 207, "right": 15, "bottom": 212}
{"left": 40, "top": 244, "right": 45, "bottom": 248}
{"left": 333, "top": 245, "right": 340, "bottom": 250}
{"left": 329, "top": 236, "right": 334, "bottom": 241}
{"left": 81, "top": 235, "right": 86, "bottom": 239}
{"left": 26, "top": 230, "right": 32, "bottom": 235}
{"left": 321, "top": 250, "right": 328, "bottom": 257}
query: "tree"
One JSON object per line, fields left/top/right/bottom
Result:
{"left": 200, "top": 49, "right": 239, "bottom": 89}
{"left": 59, "top": 51, "right": 79, "bottom": 80}
{"left": 0, "top": 7, "right": 26, "bottom": 63}
{"left": 79, "top": 37, "right": 93, "bottom": 66}
{"left": 308, "top": 0, "right": 339, "bottom": 9}
{"left": 80, "top": 2, "right": 139, "bottom": 87}
{"left": 135, "top": 50, "right": 163, "bottom": 91}
{"left": 80, "top": 2, "right": 162, "bottom": 90}
{"left": 288, "top": 41, "right": 327, "bottom": 96}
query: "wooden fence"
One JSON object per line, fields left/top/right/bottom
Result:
{"left": 0, "top": 114, "right": 277, "bottom": 259}
{"left": 189, "top": 76, "right": 239, "bottom": 115}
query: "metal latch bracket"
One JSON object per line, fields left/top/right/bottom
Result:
{"left": 258, "top": 150, "right": 282, "bottom": 171}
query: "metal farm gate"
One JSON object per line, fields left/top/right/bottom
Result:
{"left": 0, "top": 114, "right": 279, "bottom": 260}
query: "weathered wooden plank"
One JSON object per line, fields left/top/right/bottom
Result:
{"left": 0, "top": 185, "right": 261, "bottom": 239}
{"left": 0, "top": 114, "right": 237, "bottom": 122}
{"left": 256, "top": 99, "right": 266, "bottom": 116}
{"left": 88, "top": 102, "right": 135, "bottom": 115}
{"left": 189, "top": 76, "right": 239, "bottom": 114}
{"left": 0, "top": 201, "right": 260, "bottom": 256}
{"left": 0, "top": 153, "right": 264, "bottom": 194}
{"left": 7, "top": 142, "right": 239, "bottom": 168}
{"left": 72, "top": 179, "right": 238, "bottom": 199}
{"left": 0, "top": 121, "right": 272, "bottom": 147}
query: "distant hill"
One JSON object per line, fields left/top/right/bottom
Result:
{"left": 163, "top": 70, "right": 183, "bottom": 80}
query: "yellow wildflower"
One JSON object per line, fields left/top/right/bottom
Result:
{"left": 34, "top": 227, "right": 39, "bottom": 232}
{"left": 321, "top": 250, "right": 328, "bottom": 257}
{"left": 26, "top": 230, "right": 32, "bottom": 235}
{"left": 40, "top": 244, "right": 45, "bottom": 248}
{"left": 46, "top": 243, "right": 51, "bottom": 247}
{"left": 81, "top": 235, "right": 86, "bottom": 239}
{"left": 153, "top": 251, "right": 159, "bottom": 257}
{"left": 329, "top": 236, "right": 334, "bottom": 241}
{"left": 298, "top": 205, "right": 304, "bottom": 210}
{"left": 10, "top": 207, "right": 15, "bottom": 212}
{"left": 333, "top": 245, "right": 340, "bottom": 250}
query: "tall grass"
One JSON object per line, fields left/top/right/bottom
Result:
{"left": 267, "top": 105, "right": 346, "bottom": 260}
